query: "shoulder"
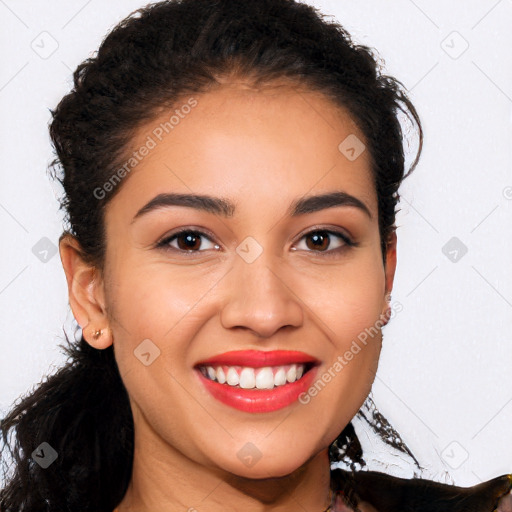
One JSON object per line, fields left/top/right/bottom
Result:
{"left": 330, "top": 468, "right": 512, "bottom": 512}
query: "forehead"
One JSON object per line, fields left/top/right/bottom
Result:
{"left": 106, "top": 82, "right": 377, "bottom": 222}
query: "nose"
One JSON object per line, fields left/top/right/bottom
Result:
{"left": 220, "top": 252, "right": 304, "bottom": 338}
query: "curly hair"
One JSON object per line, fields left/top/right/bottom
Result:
{"left": 0, "top": 0, "right": 424, "bottom": 510}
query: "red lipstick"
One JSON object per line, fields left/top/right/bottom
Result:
{"left": 195, "top": 349, "right": 319, "bottom": 368}
{"left": 194, "top": 350, "right": 320, "bottom": 413}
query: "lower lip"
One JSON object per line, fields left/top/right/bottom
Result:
{"left": 195, "top": 366, "right": 319, "bottom": 413}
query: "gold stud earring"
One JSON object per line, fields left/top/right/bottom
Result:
{"left": 92, "top": 329, "right": 103, "bottom": 340}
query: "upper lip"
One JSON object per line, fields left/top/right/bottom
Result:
{"left": 194, "top": 350, "right": 320, "bottom": 369}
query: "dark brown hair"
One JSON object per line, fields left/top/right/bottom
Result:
{"left": 0, "top": 0, "right": 424, "bottom": 510}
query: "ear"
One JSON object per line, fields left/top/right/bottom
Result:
{"left": 59, "top": 233, "right": 112, "bottom": 349}
{"left": 381, "top": 230, "right": 397, "bottom": 324}
{"left": 384, "top": 230, "right": 397, "bottom": 295}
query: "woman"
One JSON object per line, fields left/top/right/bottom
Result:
{"left": 0, "top": 0, "right": 510, "bottom": 510}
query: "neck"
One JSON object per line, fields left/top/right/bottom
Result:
{"left": 117, "top": 404, "right": 333, "bottom": 512}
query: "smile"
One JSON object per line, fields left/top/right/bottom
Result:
{"left": 198, "top": 363, "right": 313, "bottom": 389}
{"left": 194, "top": 350, "right": 321, "bottom": 413}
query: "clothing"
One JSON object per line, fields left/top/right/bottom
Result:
{"left": 111, "top": 468, "right": 512, "bottom": 511}
{"left": 330, "top": 468, "right": 512, "bottom": 511}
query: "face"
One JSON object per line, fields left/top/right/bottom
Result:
{"left": 62, "top": 80, "right": 396, "bottom": 480}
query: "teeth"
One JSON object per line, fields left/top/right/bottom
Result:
{"left": 226, "top": 367, "right": 239, "bottom": 386}
{"left": 240, "top": 367, "right": 256, "bottom": 389}
{"left": 286, "top": 365, "right": 296, "bottom": 383}
{"left": 201, "top": 363, "right": 308, "bottom": 389}
{"left": 216, "top": 367, "right": 226, "bottom": 384}
{"left": 274, "top": 367, "right": 287, "bottom": 386}
{"left": 255, "top": 367, "right": 273, "bottom": 389}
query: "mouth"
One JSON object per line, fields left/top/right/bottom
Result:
{"left": 196, "top": 361, "right": 317, "bottom": 389}
{"left": 193, "top": 350, "right": 321, "bottom": 413}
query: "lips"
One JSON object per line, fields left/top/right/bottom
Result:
{"left": 194, "top": 349, "right": 320, "bottom": 369}
{"left": 193, "top": 350, "right": 321, "bottom": 413}
{"left": 196, "top": 365, "right": 319, "bottom": 412}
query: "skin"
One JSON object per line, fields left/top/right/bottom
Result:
{"left": 59, "top": 80, "right": 397, "bottom": 512}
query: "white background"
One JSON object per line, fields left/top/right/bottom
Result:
{"left": 0, "top": 0, "right": 511, "bottom": 487}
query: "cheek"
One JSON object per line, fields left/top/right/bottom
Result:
{"left": 294, "top": 257, "right": 384, "bottom": 399}
{"left": 105, "top": 259, "right": 231, "bottom": 391}
{"left": 106, "top": 259, "right": 223, "bottom": 339}
{"left": 296, "top": 258, "right": 385, "bottom": 345}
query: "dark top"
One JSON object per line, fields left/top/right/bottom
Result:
{"left": 111, "top": 469, "right": 512, "bottom": 511}
{"left": 330, "top": 468, "right": 512, "bottom": 511}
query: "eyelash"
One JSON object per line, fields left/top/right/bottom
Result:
{"left": 155, "top": 227, "right": 358, "bottom": 258}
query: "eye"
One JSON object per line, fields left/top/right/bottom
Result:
{"left": 156, "top": 229, "right": 220, "bottom": 254}
{"left": 156, "top": 227, "right": 357, "bottom": 256}
{"left": 292, "top": 228, "right": 357, "bottom": 256}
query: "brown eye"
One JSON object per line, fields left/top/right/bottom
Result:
{"left": 294, "top": 229, "right": 356, "bottom": 256}
{"left": 305, "top": 231, "right": 330, "bottom": 252}
{"left": 175, "top": 232, "right": 202, "bottom": 251}
{"left": 157, "top": 229, "right": 219, "bottom": 253}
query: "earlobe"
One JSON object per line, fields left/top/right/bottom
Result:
{"left": 59, "top": 234, "right": 112, "bottom": 349}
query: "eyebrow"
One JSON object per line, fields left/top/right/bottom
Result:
{"left": 130, "top": 190, "right": 372, "bottom": 224}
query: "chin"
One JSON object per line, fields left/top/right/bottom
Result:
{"left": 226, "top": 454, "right": 309, "bottom": 480}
